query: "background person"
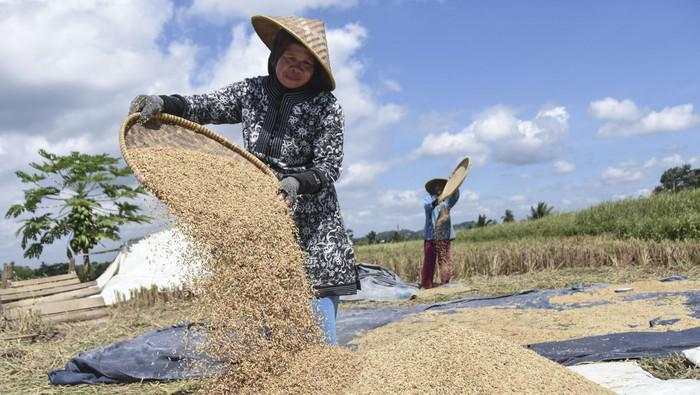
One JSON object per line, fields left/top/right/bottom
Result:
{"left": 421, "top": 178, "right": 460, "bottom": 289}
{"left": 128, "top": 15, "right": 358, "bottom": 345}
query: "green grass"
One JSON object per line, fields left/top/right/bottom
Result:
{"left": 457, "top": 188, "right": 700, "bottom": 242}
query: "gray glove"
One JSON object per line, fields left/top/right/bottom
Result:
{"left": 129, "top": 95, "right": 164, "bottom": 124}
{"left": 279, "top": 177, "right": 300, "bottom": 206}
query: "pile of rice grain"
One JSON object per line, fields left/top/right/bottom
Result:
{"left": 128, "top": 146, "right": 349, "bottom": 391}
{"left": 127, "top": 145, "right": 605, "bottom": 394}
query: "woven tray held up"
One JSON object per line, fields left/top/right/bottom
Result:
{"left": 119, "top": 113, "right": 276, "bottom": 185}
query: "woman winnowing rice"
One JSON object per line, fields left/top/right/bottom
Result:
{"left": 128, "top": 15, "right": 359, "bottom": 345}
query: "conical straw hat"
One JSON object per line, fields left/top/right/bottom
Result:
{"left": 252, "top": 15, "right": 336, "bottom": 91}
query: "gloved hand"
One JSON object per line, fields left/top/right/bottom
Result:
{"left": 279, "top": 177, "right": 300, "bottom": 207}
{"left": 129, "top": 95, "right": 164, "bottom": 124}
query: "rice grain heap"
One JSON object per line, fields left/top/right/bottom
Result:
{"left": 128, "top": 146, "right": 333, "bottom": 391}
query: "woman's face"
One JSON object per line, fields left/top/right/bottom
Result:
{"left": 275, "top": 43, "right": 315, "bottom": 89}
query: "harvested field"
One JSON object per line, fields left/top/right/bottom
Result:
{"left": 356, "top": 236, "right": 700, "bottom": 282}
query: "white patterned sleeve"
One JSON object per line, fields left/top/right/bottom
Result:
{"left": 312, "top": 100, "right": 345, "bottom": 186}
{"left": 183, "top": 79, "right": 250, "bottom": 125}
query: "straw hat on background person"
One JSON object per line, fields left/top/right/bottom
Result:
{"left": 425, "top": 178, "right": 448, "bottom": 196}
{"left": 252, "top": 15, "right": 336, "bottom": 91}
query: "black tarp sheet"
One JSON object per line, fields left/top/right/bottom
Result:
{"left": 48, "top": 323, "right": 220, "bottom": 385}
{"left": 528, "top": 327, "right": 700, "bottom": 365}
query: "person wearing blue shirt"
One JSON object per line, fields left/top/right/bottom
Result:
{"left": 421, "top": 178, "right": 460, "bottom": 289}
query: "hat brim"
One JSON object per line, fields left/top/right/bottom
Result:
{"left": 251, "top": 15, "right": 336, "bottom": 91}
{"left": 425, "top": 178, "right": 447, "bottom": 195}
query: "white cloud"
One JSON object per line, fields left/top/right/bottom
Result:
{"left": 186, "top": 0, "right": 356, "bottom": 22}
{"left": 415, "top": 105, "right": 569, "bottom": 165}
{"left": 0, "top": 0, "right": 198, "bottom": 174}
{"left": 0, "top": 134, "right": 96, "bottom": 170}
{"left": 414, "top": 130, "right": 489, "bottom": 163}
{"left": 336, "top": 161, "right": 388, "bottom": 188}
{"left": 643, "top": 154, "right": 686, "bottom": 169}
{"left": 510, "top": 194, "right": 526, "bottom": 203}
{"left": 601, "top": 166, "right": 645, "bottom": 184}
{"left": 553, "top": 160, "right": 575, "bottom": 174}
{"left": 589, "top": 98, "right": 640, "bottom": 121}
{"left": 590, "top": 98, "right": 700, "bottom": 137}
{"left": 462, "top": 189, "right": 479, "bottom": 202}
{"left": 381, "top": 79, "right": 402, "bottom": 93}
{"left": 378, "top": 189, "right": 421, "bottom": 209}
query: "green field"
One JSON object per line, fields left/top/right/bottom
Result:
{"left": 356, "top": 189, "right": 700, "bottom": 283}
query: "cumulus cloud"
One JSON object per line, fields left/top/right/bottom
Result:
{"left": 510, "top": 194, "right": 526, "bottom": 203}
{"left": 186, "top": 0, "right": 356, "bottom": 22}
{"left": 589, "top": 98, "right": 640, "bottom": 121}
{"left": 0, "top": 1, "right": 197, "bottom": 150}
{"left": 643, "top": 153, "right": 692, "bottom": 169}
{"left": 336, "top": 161, "right": 388, "bottom": 188}
{"left": 590, "top": 98, "right": 700, "bottom": 137}
{"left": 414, "top": 105, "right": 569, "bottom": 165}
{"left": 553, "top": 160, "right": 575, "bottom": 174}
{"left": 378, "top": 189, "right": 421, "bottom": 209}
{"left": 461, "top": 189, "right": 479, "bottom": 202}
{"left": 601, "top": 166, "right": 645, "bottom": 184}
{"left": 381, "top": 79, "right": 402, "bottom": 93}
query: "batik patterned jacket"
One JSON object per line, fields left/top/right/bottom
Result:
{"left": 179, "top": 76, "right": 358, "bottom": 297}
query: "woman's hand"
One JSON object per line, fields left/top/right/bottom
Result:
{"left": 129, "top": 95, "right": 164, "bottom": 124}
{"left": 278, "top": 177, "right": 300, "bottom": 208}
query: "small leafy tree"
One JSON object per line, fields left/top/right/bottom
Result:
{"left": 346, "top": 228, "right": 354, "bottom": 242}
{"left": 502, "top": 209, "right": 515, "bottom": 223}
{"left": 475, "top": 214, "right": 495, "bottom": 227}
{"left": 390, "top": 231, "right": 403, "bottom": 243}
{"left": 529, "top": 201, "right": 554, "bottom": 220}
{"left": 366, "top": 230, "right": 377, "bottom": 244}
{"left": 654, "top": 164, "right": 700, "bottom": 193}
{"left": 5, "top": 150, "right": 150, "bottom": 279}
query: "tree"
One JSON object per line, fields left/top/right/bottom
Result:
{"left": 390, "top": 231, "right": 403, "bottom": 243}
{"left": 5, "top": 150, "right": 150, "bottom": 279}
{"left": 502, "top": 209, "right": 515, "bottom": 223}
{"left": 529, "top": 201, "right": 554, "bottom": 220}
{"left": 366, "top": 230, "right": 377, "bottom": 244}
{"left": 654, "top": 164, "right": 700, "bottom": 193}
{"left": 346, "top": 228, "right": 354, "bottom": 241}
{"left": 475, "top": 214, "right": 495, "bottom": 227}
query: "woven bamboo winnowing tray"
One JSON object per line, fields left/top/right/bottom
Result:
{"left": 119, "top": 113, "right": 276, "bottom": 185}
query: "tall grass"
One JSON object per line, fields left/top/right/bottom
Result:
{"left": 356, "top": 237, "right": 700, "bottom": 282}
{"left": 458, "top": 188, "right": 700, "bottom": 242}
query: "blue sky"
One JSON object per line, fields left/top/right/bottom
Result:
{"left": 0, "top": 0, "right": 698, "bottom": 266}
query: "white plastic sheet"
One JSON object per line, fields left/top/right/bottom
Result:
{"left": 569, "top": 361, "right": 700, "bottom": 394}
